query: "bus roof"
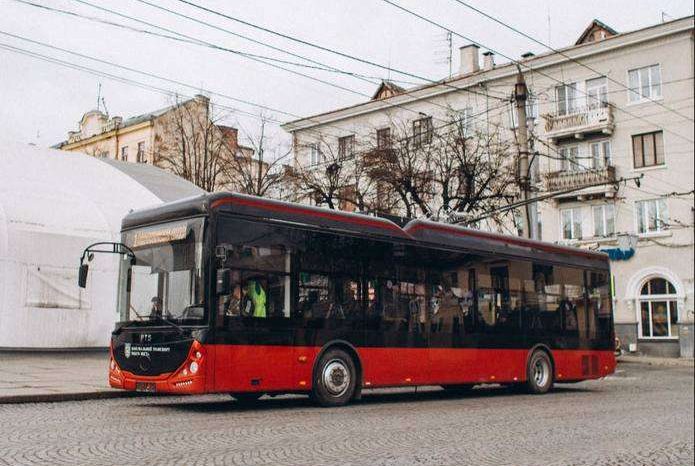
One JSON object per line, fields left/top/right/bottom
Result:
{"left": 122, "top": 192, "right": 609, "bottom": 270}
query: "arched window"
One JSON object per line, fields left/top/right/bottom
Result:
{"left": 639, "top": 278, "right": 678, "bottom": 339}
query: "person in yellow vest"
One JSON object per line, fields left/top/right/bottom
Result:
{"left": 246, "top": 279, "right": 267, "bottom": 318}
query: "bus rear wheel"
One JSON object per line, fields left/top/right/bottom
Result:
{"left": 231, "top": 392, "right": 263, "bottom": 404}
{"left": 525, "top": 350, "right": 554, "bottom": 394}
{"left": 312, "top": 348, "right": 356, "bottom": 407}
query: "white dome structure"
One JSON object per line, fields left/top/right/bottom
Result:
{"left": 0, "top": 141, "right": 203, "bottom": 349}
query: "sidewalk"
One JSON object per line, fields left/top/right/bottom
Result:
{"left": 0, "top": 351, "right": 140, "bottom": 404}
{"left": 617, "top": 354, "right": 695, "bottom": 367}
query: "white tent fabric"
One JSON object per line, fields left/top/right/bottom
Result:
{"left": 0, "top": 141, "right": 203, "bottom": 349}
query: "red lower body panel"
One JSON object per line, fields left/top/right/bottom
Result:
{"left": 111, "top": 344, "right": 615, "bottom": 395}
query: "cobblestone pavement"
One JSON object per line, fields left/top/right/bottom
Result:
{"left": 0, "top": 361, "right": 692, "bottom": 466}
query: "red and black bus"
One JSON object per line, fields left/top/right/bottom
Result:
{"left": 81, "top": 192, "right": 616, "bottom": 406}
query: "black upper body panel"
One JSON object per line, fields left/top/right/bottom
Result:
{"left": 121, "top": 192, "right": 609, "bottom": 270}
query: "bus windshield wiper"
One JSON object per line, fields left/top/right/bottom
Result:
{"left": 149, "top": 314, "right": 185, "bottom": 334}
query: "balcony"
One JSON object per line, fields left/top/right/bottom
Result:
{"left": 543, "top": 104, "right": 614, "bottom": 143}
{"left": 545, "top": 165, "right": 616, "bottom": 195}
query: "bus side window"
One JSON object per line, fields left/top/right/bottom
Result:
{"left": 588, "top": 271, "right": 612, "bottom": 340}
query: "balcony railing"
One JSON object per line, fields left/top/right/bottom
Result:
{"left": 543, "top": 104, "right": 614, "bottom": 142}
{"left": 545, "top": 165, "right": 616, "bottom": 192}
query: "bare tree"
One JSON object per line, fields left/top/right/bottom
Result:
{"left": 286, "top": 135, "right": 377, "bottom": 211}
{"left": 154, "top": 96, "right": 231, "bottom": 192}
{"left": 363, "top": 113, "right": 519, "bottom": 224}
{"left": 222, "top": 113, "right": 292, "bottom": 198}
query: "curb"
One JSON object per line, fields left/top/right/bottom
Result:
{"left": 0, "top": 390, "right": 166, "bottom": 405}
{"left": 617, "top": 356, "right": 695, "bottom": 368}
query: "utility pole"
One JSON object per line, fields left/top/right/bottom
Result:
{"left": 514, "top": 69, "right": 533, "bottom": 238}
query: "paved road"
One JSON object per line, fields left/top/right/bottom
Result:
{"left": 0, "top": 362, "right": 692, "bottom": 466}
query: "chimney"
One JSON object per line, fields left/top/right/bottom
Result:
{"left": 482, "top": 51, "right": 495, "bottom": 70}
{"left": 459, "top": 44, "right": 480, "bottom": 75}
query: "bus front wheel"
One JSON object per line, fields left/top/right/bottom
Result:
{"left": 312, "top": 348, "right": 357, "bottom": 407}
{"left": 525, "top": 350, "right": 554, "bottom": 394}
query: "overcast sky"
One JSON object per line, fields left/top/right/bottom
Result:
{"left": 1, "top": 0, "right": 693, "bottom": 151}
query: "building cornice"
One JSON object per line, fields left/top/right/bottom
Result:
{"left": 281, "top": 16, "right": 693, "bottom": 133}
{"left": 59, "top": 120, "right": 154, "bottom": 150}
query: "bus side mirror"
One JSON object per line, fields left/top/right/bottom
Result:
{"left": 78, "top": 264, "right": 89, "bottom": 288}
{"left": 216, "top": 268, "right": 231, "bottom": 295}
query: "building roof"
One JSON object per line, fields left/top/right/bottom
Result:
{"left": 575, "top": 19, "right": 618, "bottom": 45}
{"left": 371, "top": 80, "right": 406, "bottom": 100}
{"left": 281, "top": 15, "right": 693, "bottom": 132}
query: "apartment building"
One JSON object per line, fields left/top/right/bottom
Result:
{"left": 282, "top": 17, "right": 695, "bottom": 357}
{"left": 54, "top": 95, "right": 255, "bottom": 191}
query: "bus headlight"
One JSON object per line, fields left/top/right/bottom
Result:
{"left": 189, "top": 361, "right": 199, "bottom": 374}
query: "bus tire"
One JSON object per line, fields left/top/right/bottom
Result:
{"left": 231, "top": 392, "right": 263, "bottom": 404}
{"left": 525, "top": 349, "right": 554, "bottom": 394}
{"left": 312, "top": 348, "right": 357, "bottom": 407}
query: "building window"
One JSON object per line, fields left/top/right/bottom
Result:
{"left": 308, "top": 144, "right": 321, "bottom": 166}
{"left": 412, "top": 116, "right": 433, "bottom": 147}
{"left": 632, "top": 131, "right": 664, "bottom": 169}
{"left": 592, "top": 204, "right": 615, "bottom": 237}
{"left": 457, "top": 107, "right": 473, "bottom": 136}
{"left": 556, "top": 83, "right": 579, "bottom": 116}
{"left": 628, "top": 64, "right": 662, "bottom": 103}
{"left": 636, "top": 198, "right": 668, "bottom": 234}
{"left": 585, "top": 77, "right": 608, "bottom": 109}
{"left": 120, "top": 146, "right": 128, "bottom": 162}
{"left": 509, "top": 96, "right": 538, "bottom": 128}
{"left": 639, "top": 277, "right": 678, "bottom": 339}
{"left": 376, "top": 128, "right": 391, "bottom": 150}
{"left": 559, "top": 145, "right": 582, "bottom": 171}
{"left": 338, "top": 135, "right": 355, "bottom": 160}
{"left": 561, "top": 207, "right": 583, "bottom": 240}
{"left": 136, "top": 142, "right": 146, "bottom": 163}
{"left": 590, "top": 140, "right": 611, "bottom": 169}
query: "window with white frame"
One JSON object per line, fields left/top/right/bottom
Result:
{"left": 636, "top": 198, "right": 668, "bottom": 234}
{"left": 558, "top": 145, "right": 585, "bottom": 171}
{"left": 412, "top": 116, "right": 433, "bottom": 147}
{"left": 592, "top": 204, "right": 615, "bottom": 237}
{"left": 308, "top": 144, "right": 321, "bottom": 166}
{"left": 509, "top": 96, "right": 538, "bottom": 128}
{"left": 136, "top": 141, "right": 146, "bottom": 163}
{"left": 561, "top": 207, "right": 583, "bottom": 240}
{"left": 639, "top": 277, "right": 678, "bottom": 339}
{"left": 457, "top": 106, "right": 473, "bottom": 136}
{"left": 590, "top": 140, "right": 611, "bottom": 168}
{"left": 585, "top": 77, "right": 608, "bottom": 109}
{"left": 628, "top": 64, "right": 662, "bottom": 103}
{"left": 338, "top": 135, "right": 355, "bottom": 160}
{"left": 556, "top": 83, "right": 579, "bottom": 116}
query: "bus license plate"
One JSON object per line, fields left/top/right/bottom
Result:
{"left": 135, "top": 382, "right": 156, "bottom": 393}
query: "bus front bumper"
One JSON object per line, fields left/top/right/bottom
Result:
{"left": 108, "top": 341, "right": 207, "bottom": 394}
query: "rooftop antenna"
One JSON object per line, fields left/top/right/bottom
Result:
{"left": 547, "top": 7, "right": 551, "bottom": 46}
{"left": 96, "top": 82, "right": 102, "bottom": 112}
{"left": 101, "top": 97, "right": 109, "bottom": 117}
{"left": 433, "top": 31, "right": 453, "bottom": 78}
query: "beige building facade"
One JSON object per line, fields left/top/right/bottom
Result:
{"left": 54, "top": 95, "right": 255, "bottom": 192}
{"left": 282, "top": 17, "right": 695, "bottom": 357}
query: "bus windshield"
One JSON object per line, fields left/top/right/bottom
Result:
{"left": 117, "top": 218, "right": 205, "bottom": 325}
